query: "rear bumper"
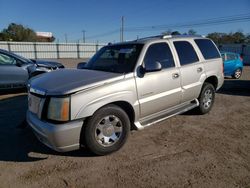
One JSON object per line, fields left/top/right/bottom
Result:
{"left": 217, "top": 75, "right": 224, "bottom": 91}
{"left": 26, "top": 111, "right": 84, "bottom": 152}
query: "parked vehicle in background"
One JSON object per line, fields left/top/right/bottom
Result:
{"left": 0, "top": 49, "right": 64, "bottom": 89}
{"left": 27, "top": 35, "right": 224, "bottom": 155}
{"left": 221, "top": 52, "right": 243, "bottom": 79}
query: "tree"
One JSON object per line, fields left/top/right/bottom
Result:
{"left": 0, "top": 23, "right": 55, "bottom": 42}
{"left": 188, "top": 29, "right": 197, "bottom": 35}
{"left": 231, "top": 31, "right": 245, "bottom": 44}
{"left": 0, "top": 23, "right": 37, "bottom": 42}
{"left": 206, "top": 31, "right": 250, "bottom": 44}
{"left": 207, "top": 32, "right": 226, "bottom": 44}
{"left": 245, "top": 34, "right": 250, "bottom": 44}
{"left": 171, "top": 31, "right": 181, "bottom": 35}
{"left": 162, "top": 30, "right": 181, "bottom": 35}
{"left": 162, "top": 29, "right": 172, "bottom": 35}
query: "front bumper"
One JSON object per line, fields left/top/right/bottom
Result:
{"left": 26, "top": 111, "right": 84, "bottom": 152}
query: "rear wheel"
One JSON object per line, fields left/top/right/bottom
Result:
{"left": 83, "top": 104, "right": 130, "bottom": 155}
{"left": 232, "top": 68, "right": 242, "bottom": 79}
{"left": 197, "top": 82, "right": 215, "bottom": 114}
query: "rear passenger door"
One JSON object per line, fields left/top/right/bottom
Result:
{"left": 136, "top": 42, "right": 182, "bottom": 118}
{"left": 173, "top": 40, "right": 205, "bottom": 102}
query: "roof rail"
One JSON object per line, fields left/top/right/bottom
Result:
{"left": 136, "top": 35, "right": 163, "bottom": 41}
{"left": 135, "top": 34, "right": 205, "bottom": 42}
{"left": 161, "top": 35, "right": 172, "bottom": 39}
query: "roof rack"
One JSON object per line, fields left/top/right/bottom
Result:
{"left": 136, "top": 34, "right": 204, "bottom": 41}
{"left": 161, "top": 35, "right": 172, "bottom": 39}
{"left": 162, "top": 34, "right": 204, "bottom": 38}
{"left": 136, "top": 35, "right": 163, "bottom": 41}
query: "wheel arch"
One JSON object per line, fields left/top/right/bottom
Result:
{"left": 204, "top": 76, "right": 218, "bottom": 90}
{"left": 83, "top": 101, "right": 136, "bottom": 129}
{"left": 79, "top": 100, "right": 136, "bottom": 148}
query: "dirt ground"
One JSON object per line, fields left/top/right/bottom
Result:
{"left": 0, "top": 61, "right": 249, "bottom": 188}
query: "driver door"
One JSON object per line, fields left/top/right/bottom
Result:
{"left": 136, "top": 42, "right": 182, "bottom": 118}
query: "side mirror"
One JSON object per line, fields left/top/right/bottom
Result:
{"left": 16, "top": 60, "right": 22, "bottom": 67}
{"left": 77, "top": 62, "right": 86, "bottom": 69}
{"left": 144, "top": 61, "right": 162, "bottom": 72}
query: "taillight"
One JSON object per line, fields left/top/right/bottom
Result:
{"left": 240, "top": 56, "right": 243, "bottom": 62}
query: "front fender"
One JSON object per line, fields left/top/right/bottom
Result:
{"left": 73, "top": 91, "right": 136, "bottom": 119}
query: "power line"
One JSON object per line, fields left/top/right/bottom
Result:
{"left": 76, "top": 13, "right": 250, "bottom": 41}
{"left": 85, "top": 29, "right": 119, "bottom": 39}
{"left": 126, "top": 13, "right": 250, "bottom": 31}
{"left": 125, "top": 14, "right": 250, "bottom": 32}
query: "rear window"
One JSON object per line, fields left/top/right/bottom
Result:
{"left": 194, "top": 39, "right": 220, "bottom": 60}
{"left": 174, "top": 41, "right": 199, "bottom": 66}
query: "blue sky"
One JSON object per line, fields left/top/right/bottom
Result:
{"left": 0, "top": 0, "right": 250, "bottom": 43}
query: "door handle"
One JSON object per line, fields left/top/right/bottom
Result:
{"left": 197, "top": 67, "right": 203, "bottom": 73}
{"left": 172, "top": 73, "right": 179, "bottom": 79}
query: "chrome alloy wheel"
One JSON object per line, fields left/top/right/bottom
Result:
{"left": 95, "top": 115, "right": 123, "bottom": 147}
{"left": 202, "top": 89, "right": 213, "bottom": 109}
{"left": 234, "top": 69, "right": 242, "bottom": 79}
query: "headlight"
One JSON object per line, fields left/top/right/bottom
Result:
{"left": 47, "top": 97, "right": 70, "bottom": 121}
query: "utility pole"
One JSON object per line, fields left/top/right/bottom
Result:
{"left": 120, "top": 16, "right": 124, "bottom": 42}
{"left": 64, "top": 33, "right": 68, "bottom": 43}
{"left": 82, "top": 30, "right": 86, "bottom": 43}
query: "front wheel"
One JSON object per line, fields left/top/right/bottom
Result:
{"left": 197, "top": 83, "right": 215, "bottom": 114}
{"left": 83, "top": 105, "right": 130, "bottom": 155}
{"left": 232, "top": 68, "right": 242, "bottom": 79}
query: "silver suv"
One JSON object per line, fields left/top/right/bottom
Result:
{"left": 27, "top": 35, "right": 224, "bottom": 155}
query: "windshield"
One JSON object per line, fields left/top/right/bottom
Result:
{"left": 83, "top": 43, "right": 144, "bottom": 73}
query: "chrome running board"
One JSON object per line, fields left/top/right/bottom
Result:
{"left": 134, "top": 99, "right": 199, "bottom": 130}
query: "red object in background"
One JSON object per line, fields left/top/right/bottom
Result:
{"left": 240, "top": 54, "right": 243, "bottom": 62}
{"left": 240, "top": 56, "right": 243, "bottom": 62}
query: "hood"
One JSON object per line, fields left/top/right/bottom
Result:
{"left": 33, "top": 59, "right": 64, "bottom": 68}
{"left": 29, "top": 69, "right": 124, "bottom": 95}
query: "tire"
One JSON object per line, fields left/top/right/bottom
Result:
{"left": 197, "top": 82, "right": 215, "bottom": 114}
{"left": 232, "top": 68, "right": 242, "bottom": 79}
{"left": 83, "top": 104, "right": 130, "bottom": 155}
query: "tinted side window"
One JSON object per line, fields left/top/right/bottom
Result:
{"left": 227, "top": 53, "right": 236, "bottom": 61}
{"left": 174, "top": 41, "right": 199, "bottom": 66}
{"left": 144, "top": 43, "right": 175, "bottom": 69}
{"left": 0, "top": 53, "right": 16, "bottom": 65}
{"left": 194, "top": 39, "right": 220, "bottom": 59}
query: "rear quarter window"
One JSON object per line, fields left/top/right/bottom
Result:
{"left": 194, "top": 39, "right": 220, "bottom": 60}
{"left": 174, "top": 41, "right": 199, "bottom": 66}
